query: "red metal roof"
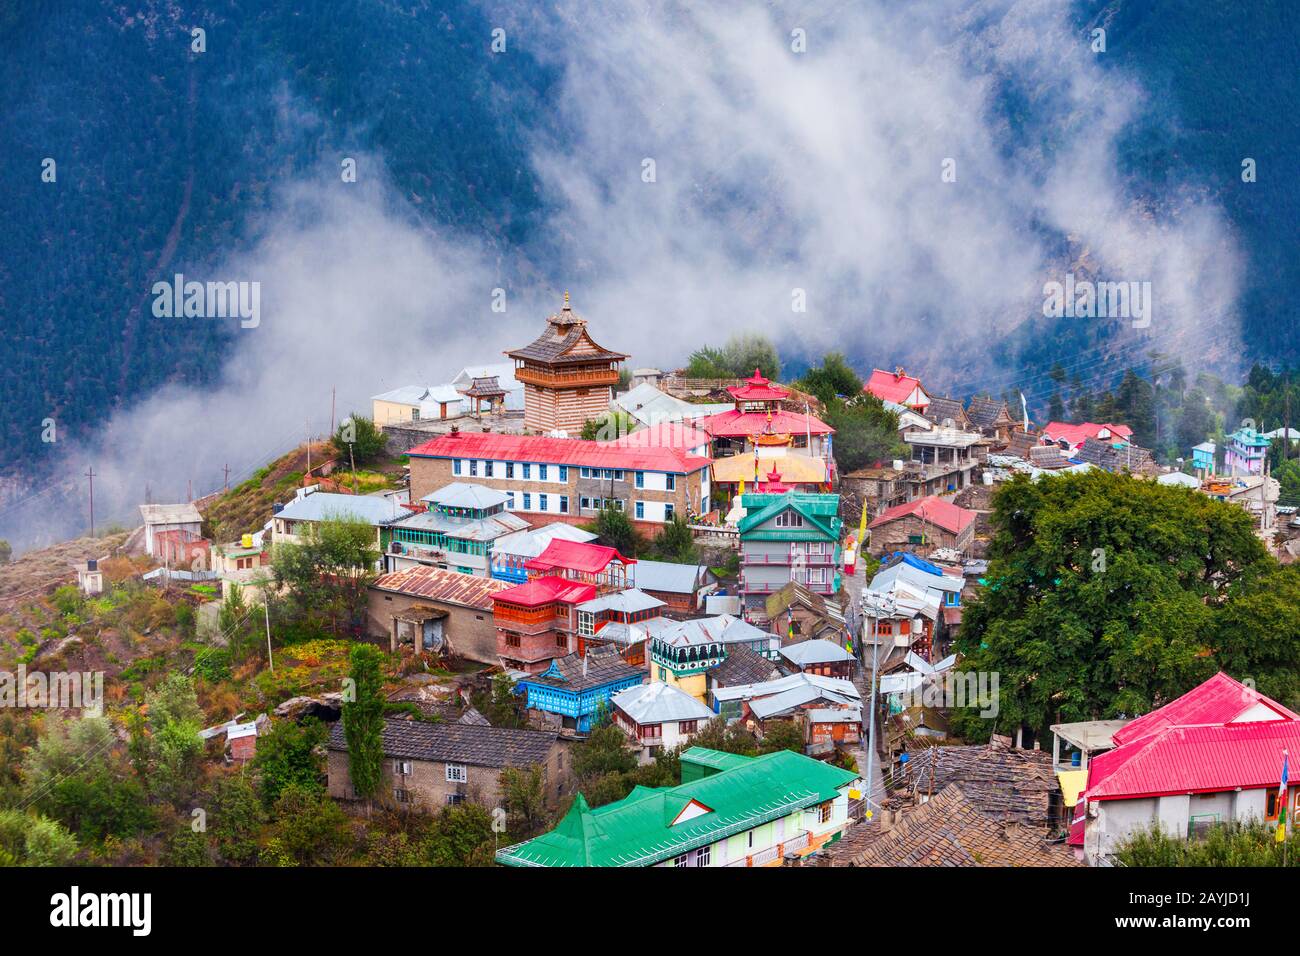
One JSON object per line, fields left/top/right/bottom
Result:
{"left": 865, "top": 368, "right": 927, "bottom": 407}
{"left": 1085, "top": 720, "right": 1300, "bottom": 802}
{"left": 407, "top": 431, "right": 710, "bottom": 473}
{"left": 372, "top": 565, "right": 510, "bottom": 611}
{"left": 727, "top": 368, "right": 790, "bottom": 403}
{"left": 1040, "top": 421, "right": 1133, "bottom": 450}
{"left": 610, "top": 422, "right": 711, "bottom": 451}
{"left": 524, "top": 539, "right": 635, "bottom": 575}
{"left": 491, "top": 575, "right": 596, "bottom": 608}
{"left": 1111, "top": 672, "right": 1300, "bottom": 748}
{"left": 696, "top": 409, "right": 833, "bottom": 439}
{"left": 868, "top": 496, "right": 976, "bottom": 535}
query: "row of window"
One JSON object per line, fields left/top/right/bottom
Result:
{"left": 392, "top": 759, "right": 468, "bottom": 783}
{"left": 453, "top": 460, "right": 570, "bottom": 482}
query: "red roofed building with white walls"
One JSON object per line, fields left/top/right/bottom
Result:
{"left": 407, "top": 429, "right": 713, "bottom": 532}
{"left": 1070, "top": 673, "right": 1300, "bottom": 864}
{"left": 864, "top": 367, "right": 930, "bottom": 411}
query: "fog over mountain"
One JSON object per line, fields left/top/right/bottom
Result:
{"left": 3, "top": 0, "right": 1291, "bottom": 550}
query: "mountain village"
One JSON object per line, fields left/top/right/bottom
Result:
{"left": 7, "top": 293, "right": 1300, "bottom": 871}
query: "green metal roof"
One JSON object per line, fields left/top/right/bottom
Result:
{"left": 737, "top": 492, "right": 842, "bottom": 539}
{"left": 495, "top": 747, "right": 857, "bottom": 867}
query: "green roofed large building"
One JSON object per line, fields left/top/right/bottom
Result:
{"left": 737, "top": 492, "right": 843, "bottom": 615}
{"left": 495, "top": 746, "right": 861, "bottom": 867}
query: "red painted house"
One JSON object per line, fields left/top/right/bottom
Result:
{"left": 525, "top": 539, "right": 636, "bottom": 592}
{"left": 865, "top": 368, "right": 930, "bottom": 411}
{"left": 491, "top": 576, "right": 596, "bottom": 674}
{"left": 1039, "top": 421, "right": 1133, "bottom": 454}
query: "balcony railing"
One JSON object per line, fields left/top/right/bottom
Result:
{"left": 514, "top": 366, "right": 620, "bottom": 389}
{"left": 726, "top": 830, "right": 811, "bottom": 867}
{"left": 743, "top": 552, "right": 837, "bottom": 566}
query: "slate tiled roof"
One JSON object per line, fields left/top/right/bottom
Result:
{"left": 1075, "top": 436, "right": 1154, "bottom": 473}
{"left": 967, "top": 397, "right": 1012, "bottom": 429}
{"left": 518, "top": 652, "right": 645, "bottom": 693}
{"left": 924, "top": 396, "right": 968, "bottom": 428}
{"left": 707, "top": 644, "right": 785, "bottom": 688}
{"left": 506, "top": 297, "right": 629, "bottom": 365}
{"left": 868, "top": 496, "right": 976, "bottom": 536}
{"left": 327, "top": 719, "right": 557, "bottom": 769}
{"left": 887, "top": 741, "right": 1059, "bottom": 827}
{"left": 828, "top": 785, "right": 1080, "bottom": 867}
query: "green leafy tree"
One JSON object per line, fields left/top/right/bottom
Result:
{"left": 757, "top": 719, "right": 805, "bottom": 754}
{"left": 586, "top": 506, "right": 644, "bottom": 557}
{"left": 144, "top": 674, "right": 205, "bottom": 806}
{"left": 0, "top": 539, "right": 11, "bottom": 565}
{"left": 271, "top": 783, "right": 354, "bottom": 865}
{"left": 0, "top": 809, "right": 78, "bottom": 866}
{"left": 424, "top": 803, "right": 496, "bottom": 866}
{"left": 797, "top": 352, "right": 862, "bottom": 404}
{"left": 332, "top": 413, "right": 387, "bottom": 464}
{"left": 580, "top": 410, "right": 635, "bottom": 441}
{"left": 822, "top": 394, "right": 906, "bottom": 473}
{"left": 686, "top": 334, "right": 781, "bottom": 380}
{"left": 251, "top": 718, "right": 327, "bottom": 808}
{"left": 500, "top": 764, "right": 549, "bottom": 840}
{"left": 272, "top": 515, "right": 379, "bottom": 637}
{"left": 650, "top": 513, "right": 699, "bottom": 564}
{"left": 1114, "top": 821, "right": 1300, "bottom": 867}
{"left": 342, "top": 644, "right": 387, "bottom": 801}
{"left": 208, "top": 773, "right": 267, "bottom": 865}
{"left": 471, "top": 673, "right": 525, "bottom": 729}
{"left": 218, "top": 582, "right": 262, "bottom": 664}
{"left": 690, "top": 716, "right": 759, "bottom": 755}
{"left": 953, "top": 471, "right": 1282, "bottom": 741}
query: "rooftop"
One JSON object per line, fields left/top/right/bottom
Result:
{"left": 631, "top": 558, "right": 706, "bottom": 595}
{"left": 780, "top": 638, "right": 856, "bottom": 668}
{"left": 491, "top": 575, "right": 597, "bottom": 608}
{"left": 139, "top": 502, "right": 203, "bottom": 525}
{"left": 577, "top": 588, "right": 666, "bottom": 616}
{"left": 371, "top": 565, "right": 510, "bottom": 611}
{"left": 525, "top": 539, "right": 635, "bottom": 576}
{"left": 1110, "top": 672, "right": 1300, "bottom": 748}
{"left": 613, "top": 681, "right": 714, "bottom": 724}
{"left": 505, "top": 294, "right": 629, "bottom": 366}
{"left": 407, "top": 430, "right": 710, "bottom": 474}
{"left": 517, "top": 652, "right": 645, "bottom": 694}
{"left": 865, "top": 368, "right": 927, "bottom": 406}
{"left": 495, "top": 748, "right": 857, "bottom": 866}
{"left": 327, "top": 719, "right": 557, "bottom": 769}
{"left": 886, "top": 741, "right": 1058, "bottom": 827}
{"left": 420, "top": 481, "right": 511, "bottom": 511}
{"left": 492, "top": 522, "right": 597, "bottom": 559}
{"left": 868, "top": 496, "right": 976, "bottom": 536}
{"left": 276, "top": 491, "right": 406, "bottom": 526}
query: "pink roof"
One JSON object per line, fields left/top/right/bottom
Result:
{"left": 728, "top": 368, "right": 790, "bottom": 403}
{"left": 1040, "top": 421, "right": 1134, "bottom": 450}
{"left": 524, "top": 539, "right": 635, "bottom": 575}
{"left": 1111, "top": 673, "right": 1300, "bottom": 748}
{"left": 865, "top": 368, "right": 927, "bottom": 407}
{"left": 1085, "top": 720, "right": 1300, "bottom": 802}
{"left": 868, "top": 496, "right": 976, "bottom": 536}
{"left": 696, "top": 409, "right": 833, "bottom": 439}
{"left": 407, "top": 430, "right": 710, "bottom": 473}
{"left": 491, "top": 575, "right": 596, "bottom": 608}
{"left": 611, "top": 422, "right": 711, "bottom": 451}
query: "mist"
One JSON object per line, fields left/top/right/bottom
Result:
{"left": 2, "top": 0, "right": 1242, "bottom": 552}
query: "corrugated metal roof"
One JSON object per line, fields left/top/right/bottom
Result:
{"left": 696, "top": 408, "right": 833, "bottom": 439}
{"left": 407, "top": 430, "right": 710, "bottom": 473}
{"left": 780, "top": 639, "right": 855, "bottom": 667}
{"left": 1111, "top": 672, "right": 1300, "bottom": 747}
{"left": 1086, "top": 720, "right": 1300, "bottom": 801}
{"left": 276, "top": 491, "right": 406, "bottom": 525}
{"left": 613, "top": 681, "right": 714, "bottom": 724}
{"left": 491, "top": 575, "right": 596, "bottom": 608}
{"left": 525, "top": 539, "right": 634, "bottom": 575}
{"left": 371, "top": 565, "right": 509, "bottom": 611}
{"left": 492, "top": 522, "right": 597, "bottom": 560}
{"left": 632, "top": 559, "right": 703, "bottom": 594}
{"left": 421, "top": 481, "right": 511, "bottom": 510}
{"left": 868, "top": 496, "right": 975, "bottom": 535}
{"left": 578, "top": 588, "right": 665, "bottom": 615}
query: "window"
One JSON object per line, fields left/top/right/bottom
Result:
{"left": 446, "top": 793, "right": 466, "bottom": 806}
{"left": 666, "top": 474, "right": 676, "bottom": 491}
{"left": 556, "top": 633, "right": 568, "bottom": 648}
{"left": 506, "top": 491, "right": 515, "bottom": 509}
{"left": 522, "top": 463, "right": 531, "bottom": 480}
{"left": 559, "top": 495, "right": 569, "bottom": 514}
{"left": 483, "top": 461, "right": 494, "bottom": 478}
{"left": 393, "top": 788, "right": 411, "bottom": 803}
{"left": 635, "top": 471, "right": 645, "bottom": 488}
{"left": 674, "top": 854, "right": 689, "bottom": 867}
{"left": 559, "top": 466, "right": 568, "bottom": 481}
{"left": 678, "top": 720, "right": 698, "bottom": 735}
{"left": 577, "top": 612, "right": 595, "bottom": 636}
{"left": 505, "top": 633, "right": 521, "bottom": 648}
{"left": 446, "top": 764, "right": 468, "bottom": 783}
{"left": 453, "top": 459, "right": 462, "bottom": 476}
{"left": 635, "top": 501, "right": 644, "bottom": 520}
{"left": 506, "top": 462, "right": 515, "bottom": 479}
{"left": 775, "top": 510, "right": 805, "bottom": 528}
{"left": 819, "top": 801, "right": 833, "bottom": 824}
{"left": 539, "top": 464, "right": 548, "bottom": 481}
{"left": 469, "top": 460, "right": 478, "bottom": 477}
{"left": 523, "top": 493, "right": 532, "bottom": 510}
{"left": 664, "top": 503, "right": 674, "bottom": 520}
{"left": 412, "top": 408, "right": 420, "bottom": 420}
{"left": 393, "top": 760, "right": 412, "bottom": 776}
{"left": 696, "top": 844, "right": 710, "bottom": 867}
{"left": 539, "top": 494, "right": 548, "bottom": 512}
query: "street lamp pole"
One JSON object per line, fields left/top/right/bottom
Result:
{"left": 861, "top": 593, "right": 893, "bottom": 821}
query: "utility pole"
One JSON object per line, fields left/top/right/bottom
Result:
{"left": 84, "top": 466, "right": 96, "bottom": 538}
{"left": 264, "top": 599, "right": 274, "bottom": 673}
{"left": 862, "top": 594, "right": 893, "bottom": 822}
{"left": 223, "top": 463, "right": 231, "bottom": 491}
{"left": 187, "top": 478, "right": 192, "bottom": 501}
{"left": 330, "top": 385, "right": 337, "bottom": 438}
{"left": 306, "top": 417, "right": 312, "bottom": 476}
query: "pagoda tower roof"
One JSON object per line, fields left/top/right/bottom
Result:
{"left": 506, "top": 293, "right": 629, "bottom": 366}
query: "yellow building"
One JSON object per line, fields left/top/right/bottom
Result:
{"left": 371, "top": 384, "right": 465, "bottom": 425}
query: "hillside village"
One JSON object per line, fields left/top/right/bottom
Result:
{"left": 6, "top": 294, "right": 1300, "bottom": 870}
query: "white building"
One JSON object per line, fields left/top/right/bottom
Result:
{"left": 612, "top": 681, "right": 715, "bottom": 763}
{"left": 139, "top": 503, "right": 203, "bottom": 557}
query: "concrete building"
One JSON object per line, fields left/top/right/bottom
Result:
{"left": 139, "top": 502, "right": 203, "bottom": 558}
{"left": 612, "top": 681, "right": 715, "bottom": 763}
{"left": 367, "top": 564, "right": 507, "bottom": 661}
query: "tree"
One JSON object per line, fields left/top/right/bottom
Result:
{"left": 686, "top": 334, "right": 781, "bottom": 380}
{"left": 953, "top": 470, "right": 1282, "bottom": 741}
{"left": 822, "top": 394, "right": 906, "bottom": 473}
{"left": 271, "top": 783, "right": 354, "bottom": 865}
{"left": 207, "top": 774, "right": 266, "bottom": 865}
{"left": 272, "top": 515, "right": 380, "bottom": 637}
{"left": 342, "top": 644, "right": 387, "bottom": 801}
{"left": 332, "top": 413, "right": 387, "bottom": 465}
{"left": 252, "top": 718, "right": 327, "bottom": 808}
{"left": 144, "top": 674, "right": 205, "bottom": 806}
{"left": 471, "top": 673, "right": 525, "bottom": 729}
{"left": 797, "top": 353, "right": 862, "bottom": 404}
{"left": 757, "top": 719, "right": 805, "bottom": 754}
{"left": 0, "top": 539, "right": 11, "bottom": 565}
{"left": 586, "top": 506, "right": 644, "bottom": 557}
{"left": 650, "top": 513, "right": 698, "bottom": 564}
{"left": 1177, "top": 387, "right": 1215, "bottom": 452}
{"left": 1114, "top": 821, "right": 1300, "bottom": 867}
{"left": 500, "top": 764, "right": 549, "bottom": 840}
{"left": 218, "top": 582, "right": 262, "bottom": 664}
{"left": 690, "top": 716, "right": 759, "bottom": 755}
{"left": 0, "top": 809, "right": 78, "bottom": 866}
{"left": 424, "top": 803, "right": 497, "bottom": 866}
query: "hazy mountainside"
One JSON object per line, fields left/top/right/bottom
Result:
{"left": 1, "top": 0, "right": 1297, "bottom": 486}
{"left": 0, "top": 0, "right": 557, "bottom": 476}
